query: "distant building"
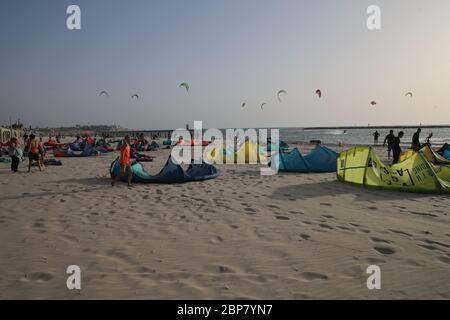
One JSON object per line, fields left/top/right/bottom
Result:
{"left": 0, "top": 126, "right": 22, "bottom": 144}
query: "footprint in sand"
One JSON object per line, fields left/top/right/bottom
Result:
{"left": 320, "top": 203, "right": 332, "bottom": 207}
{"left": 409, "top": 211, "right": 438, "bottom": 218}
{"left": 337, "top": 226, "right": 356, "bottom": 232}
{"left": 299, "top": 234, "right": 310, "bottom": 240}
{"left": 244, "top": 208, "right": 257, "bottom": 215}
{"left": 210, "top": 236, "right": 224, "bottom": 244}
{"left": 33, "top": 221, "right": 45, "bottom": 228}
{"left": 24, "top": 272, "right": 54, "bottom": 282}
{"left": 274, "top": 215, "right": 290, "bottom": 221}
{"left": 366, "top": 257, "right": 386, "bottom": 264}
{"left": 370, "top": 237, "right": 392, "bottom": 244}
{"left": 318, "top": 223, "right": 334, "bottom": 230}
{"left": 136, "top": 266, "right": 156, "bottom": 276}
{"left": 374, "top": 246, "right": 396, "bottom": 255}
{"left": 389, "top": 229, "right": 412, "bottom": 237}
{"left": 437, "top": 256, "right": 450, "bottom": 265}
{"left": 417, "top": 244, "right": 444, "bottom": 252}
{"left": 421, "top": 239, "right": 450, "bottom": 249}
{"left": 299, "top": 272, "right": 328, "bottom": 281}
{"left": 218, "top": 265, "right": 235, "bottom": 274}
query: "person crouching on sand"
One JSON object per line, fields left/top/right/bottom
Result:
{"left": 111, "top": 135, "right": 132, "bottom": 187}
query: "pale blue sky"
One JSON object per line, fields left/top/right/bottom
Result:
{"left": 1, "top": 0, "right": 450, "bottom": 130}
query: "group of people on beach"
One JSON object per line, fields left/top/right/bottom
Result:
{"left": 0, "top": 127, "right": 436, "bottom": 185}
{"left": 6, "top": 133, "right": 46, "bottom": 173}
{"left": 374, "top": 128, "right": 431, "bottom": 164}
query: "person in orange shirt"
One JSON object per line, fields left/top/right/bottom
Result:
{"left": 111, "top": 135, "right": 133, "bottom": 187}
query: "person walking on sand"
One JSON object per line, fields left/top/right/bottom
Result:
{"left": 111, "top": 135, "right": 132, "bottom": 187}
{"left": 26, "top": 134, "right": 43, "bottom": 172}
{"left": 373, "top": 131, "right": 380, "bottom": 145}
{"left": 392, "top": 131, "right": 404, "bottom": 164}
{"left": 38, "top": 137, "right": 46, "bottom": 166}
{"left": 411, "top": 128, "right": 421, "bottom": 150}
{"left": 8, "top": 137, "right": 23, "bottom": 173}
{"left": 383, "top": 130, "right": 395, "bottom": 160}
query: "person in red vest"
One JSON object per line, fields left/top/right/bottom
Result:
{"left": 111, "top": 135, "right": 132, "bottom": 187}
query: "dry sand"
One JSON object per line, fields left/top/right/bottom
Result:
{"left": 0, "top": 141, "right": 449, "bottom": 299}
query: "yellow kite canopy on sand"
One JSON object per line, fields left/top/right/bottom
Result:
{"left": 399, "top": 144, "right": 450, "bottom": 164}
{"left": 206, "top": 140, "right": 267, "bottom": 164}
{"left": 337, "top": 146, "right": 450, "bottom": 194}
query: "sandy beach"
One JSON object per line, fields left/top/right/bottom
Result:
{"left": 1, "top": 142, "right": 449, "bottom": 299}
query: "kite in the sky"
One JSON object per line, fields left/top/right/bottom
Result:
{"left": 405, "top": 92, "right": 413, "bottom": 98}
{"left": 315, "top": 89, "right": 322, "bottom": 98}
{"left": 131, "top": 94, "right": 139, "bottom": 100}
{"left": 370, "top": 101, "right": 377, "bottom": 106}
{"left": 260, "top": 102, "right": 267, "bottom": 110}
{"left": 277, "top": 90, "right": 287, "bottom": 102}
{"left": 179, "top": 82, "right": 190, "bottom": 92}
{"left": 242, "top": 102, "right": 246, "bottom": 108}
{"left": 99, "top": 90, "right": 109, "bottom": 97}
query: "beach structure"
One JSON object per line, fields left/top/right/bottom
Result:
{"left": 273, "top": 145, "right": 337, "bottom": 173}
{"left": 110, "top": 156, "right": 219, "bottom": 183}
{"left": 0, "top": 126, "right": 22, "bottom": 144}
{"left": 337, "top": 146, "right": 450, "bottom": 193}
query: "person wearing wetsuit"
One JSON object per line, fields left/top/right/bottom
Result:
{"left": 383, "top": 130, "right": 395, "bottom": 160}
{"left": 411, "top": 128, "right": 421, "bottom": 151}
{"left": 373, "top": 131, "right": 380, "bottom": 145}
{"left": 392, "top": 131, "right": 404, "bottom": 164}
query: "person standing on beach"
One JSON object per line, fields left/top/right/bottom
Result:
{"left": 38, "top": 137, "right": 46, "bottom": 165}
{"left": 383, "top": 130, "right": 396, "bottom": 160}
{"left": 22, "top": 134, "right": 29, "bottom": 157}
{"left": 373, "top": 131, "right": 380, "bottom": 145}
{"left": 26, "top": 134, "right": 43, "bottom": 172}
{"left": 392, "top": 131, "right": 404, "bottom": 164}
{"left": 111, "top": 135, "right": 132, "bottom": 187}
{"left": 411, "top": 128, "right": 421, "bottom": 150}
{"left": 8, "top": 137, "right": 22, "bottom": 173}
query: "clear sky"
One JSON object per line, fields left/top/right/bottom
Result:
{"left": 1, "top": 0, "right": 450, "bottom": 130}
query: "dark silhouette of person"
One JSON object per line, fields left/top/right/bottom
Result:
{"left": 411, "top": 128, "right": 421, "bottom": 150}
{"left": 383, "top": 130, "right": 395, "bottom": 160}
{"left": 373, "top": 131, "right": 380, "bottom": 145}
{"left": 392, "top": 131, "right": 404, "bottom": 164}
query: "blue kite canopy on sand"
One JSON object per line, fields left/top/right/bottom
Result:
{"left": 110, "top": 155, "right": 219, "bottom": 183}
{"left": 438, "top": 143, "right": 450, "bottom": 160}
{"left": 273, "top": 144, "right": 337, "bottom": 172}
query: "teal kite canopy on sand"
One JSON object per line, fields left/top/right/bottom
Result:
{"left": 271, "top": 144, "right": 337, "bottom": 173}
{"left": 110, "top": 155, "right": 219, "bottom": 184}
